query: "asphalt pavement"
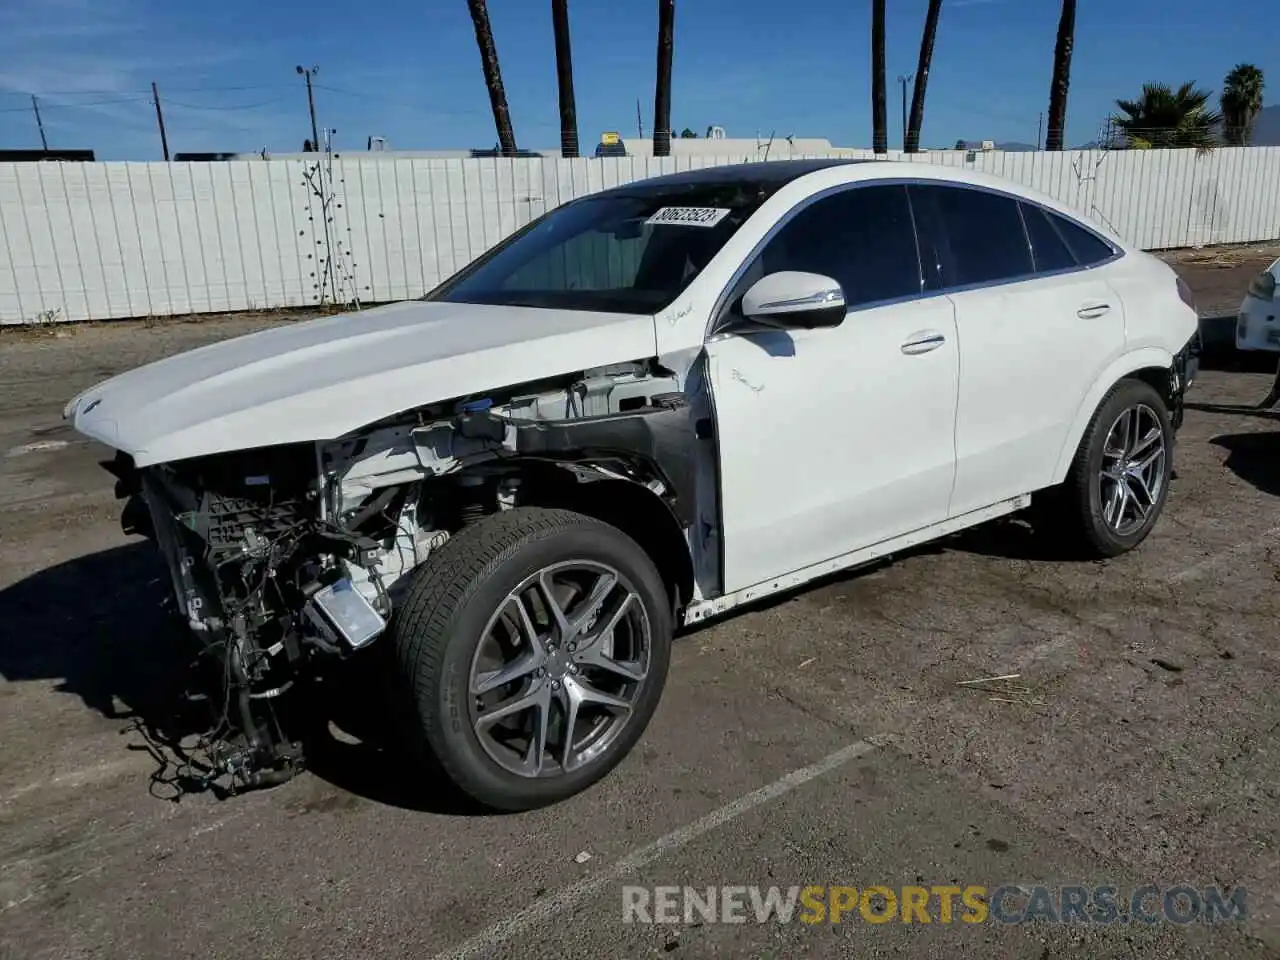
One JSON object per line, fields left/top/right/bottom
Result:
{"left": 2, "top": 260, "right": 1279, "bottom": 959}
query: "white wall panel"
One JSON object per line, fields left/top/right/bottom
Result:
{"left": 3, "top": 147, "right": 1280, "bottom": 324}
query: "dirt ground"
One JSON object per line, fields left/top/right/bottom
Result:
{"left": 1155, "top": 243, "right": 1280, "bottom": 326}
{"left": 1, "top": 258, "right": 1279, "bottom": 959}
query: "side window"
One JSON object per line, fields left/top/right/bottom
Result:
{"left": 754, "top": 184, "right": 922, "bottom": 308}
{"left": 1020, "top": 202, "right": 1077, "bottom": 273}
{"left": 915, "top": 184, "right": 1034, "bottom": 286}
{"left": 1045, "top": 209, "right": 1116, "bottom": 266}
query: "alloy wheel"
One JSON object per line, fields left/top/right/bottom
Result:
{"left": 468, "top": 560, "right": 652, "bottom": 779}
{"left": 1098, "top": 403, "right": 1167, "bottom": 537}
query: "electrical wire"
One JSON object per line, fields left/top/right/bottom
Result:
{"left": 163, "top": 95, "right": 291, "bottom": 111}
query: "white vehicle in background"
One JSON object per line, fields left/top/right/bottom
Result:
{"left": 1236, "top": 257, "right": 1280, "bottom": 353}
{"left": 64, "top": 159, "right": 1200, "bottom": 812}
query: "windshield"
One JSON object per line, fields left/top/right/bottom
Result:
{"left": 427, "top": 183, "right": 770, "bottom": 314}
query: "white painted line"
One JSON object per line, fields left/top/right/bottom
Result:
{"left": 1170, "top": 525, "right": 1280, "bottom": 583}
{"left": 5, "top": 439, "right": 83, "bottom": 457}
{"left": 430, "top": 736, "right": 887, "bottom": 960}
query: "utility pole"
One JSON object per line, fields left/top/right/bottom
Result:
{"left": 31, "top": 95, "right": 48, "bottom": 150}
{"left": 1036, "top": 112, "right": 1043, "bottom": 150}
{"left": 636, "top": 98, "right": 644, "bottom": 139}
{"left": 897, "top": 74, "right": 913, "bottom": 150}
{"left": 296, "top": 65, "right": 320, "bottom": 151}
{"left": 652, "top": 0, "right": 674, "bottom": 157}
{"left": 151, "top": 82, "right": 170, "bottom": 161}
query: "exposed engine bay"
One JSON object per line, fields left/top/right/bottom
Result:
{"left": 109, "top": 359, "right": 701, "bottom": 793}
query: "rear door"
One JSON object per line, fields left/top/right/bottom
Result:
{"left": 909, "top": 184, "right": 1127, "bottom": 517}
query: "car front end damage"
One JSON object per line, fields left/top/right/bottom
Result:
{"left": 102, "top": 361, "right": 697, "bottom": 793}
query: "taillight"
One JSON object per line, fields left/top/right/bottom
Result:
{"left": 1247, "top": 270, "right": 1277, "bottom": 300}
{"left": 1176, "top": 275, "right": 1196, "bottom": 310}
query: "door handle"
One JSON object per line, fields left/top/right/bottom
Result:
{"left": 1077, "top": 303, "right": 1112, "bottom": 319}
{"left": 901, "top": 331, "right": 946, "bottom": 355}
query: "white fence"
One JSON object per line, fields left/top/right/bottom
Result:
{"left": 3, "top": 146, "right": 1280, "bottom": 324}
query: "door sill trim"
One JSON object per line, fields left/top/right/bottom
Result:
{"left": 682, "top": 494, "right": 1032, "bottom": 626}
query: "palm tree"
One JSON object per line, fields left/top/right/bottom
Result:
{"left": 905, "top": 0, "right": 943, "bottom": 154}
{"left": 551, "top": 0, "right": 578, "bottom": 157}
{"left": 1112, "top": 82, "right": 1222, "bottom": 149}
{"left": 1221, "top": 64, "right": 1265, "bottom": 146}
{"left": 871, "top": 0, "right": 887, "bottom": 154}
{"left": 653, "top": 0, "right": 675, "bottom": 157}
{"left": 466, "top": 0, "right": 517, "bottom": 156}
{"left": 1044, "top": 0, "right": 1076, "bottom": 151}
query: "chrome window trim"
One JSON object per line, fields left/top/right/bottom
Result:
{"left": 707, "top": 175, "right": 1126, "bottom": 339}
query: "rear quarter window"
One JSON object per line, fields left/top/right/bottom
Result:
{"left": 1020, "top": 202, "right": 1077, "bottom": 273}
{"left": 1044, "top": 209, "right": 1116, "bottom": 266}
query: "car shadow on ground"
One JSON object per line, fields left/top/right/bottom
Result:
{"left": 1210, "top": 431, "right": 1280, "bottom": 498}
{"left": 296, "top": 656, "right": 496, "bottom": 816}
{"left": 0, "top": 540, "right": 487, "bottom": 814}
{"left": 1195, "top": 341, "right": 1279, "bottom": 374}
{"left": 1186, "top": 401, "right": 1280, "bottom": 421}
{"left": 0, "top": 541, "right": 194, "bottom": 732}
{"left": 944, "top": 516, "right": 1089, "bottom": 562}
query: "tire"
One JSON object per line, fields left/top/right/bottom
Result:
{"left": 391, "top": 506, "right": 673, "bottom": 812}
{"left": 1056, "top": 378, "right": 1174, "bottom": 558}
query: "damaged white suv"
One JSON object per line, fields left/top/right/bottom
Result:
{"left": 65, "top": 159, "right": 1200, "bottom": 810}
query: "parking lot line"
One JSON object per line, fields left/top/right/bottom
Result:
{"left": 429, "top": 736, "right": 889, "bottom": 960}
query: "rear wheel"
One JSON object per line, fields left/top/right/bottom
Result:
{"left": 392, "top": 507, "right": 672, "bottom": 811}
{"left": 1055, "top": 379, "right": 1174, "bottom": 558}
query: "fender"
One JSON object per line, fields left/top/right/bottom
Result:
{"left": 456, "top": 394, "right": 697, "bottom": 528}
{"left": 1049, "top": 346, "right": 1175, "bottom": 484}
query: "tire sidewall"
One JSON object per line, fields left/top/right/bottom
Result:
{"left": 423, "top": 519, "right": 672, "bottom": 808}
{"left": 1082, "top": 382, "right": 1174, "bottom": 552}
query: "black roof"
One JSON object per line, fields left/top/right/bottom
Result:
{"left": 593, "top": 158, "right": 871, "bottom": 197}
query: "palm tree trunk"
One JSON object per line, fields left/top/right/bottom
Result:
{"left": 871, "top": 0, "right": 887, "bottom": 154}
{"left": 466, "top": 0, "right": 517, "bottom": 156}
{"left": 551, "top": 0, "right": 579, "bottom": 158}
{"left": 653, "top": 0, "right": 675, "bottom": 158}
{"left": 1044, "top": 0, "right": 1076, "bottom": 151}
{"left": 905, "top": 0, "right": 943, "bottom": 154}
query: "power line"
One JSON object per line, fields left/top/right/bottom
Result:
{"left": 0, "top": 84, "right": 290, "bottom": 99}
{"left": 310, "top": 82, "right": 563, "bottom": 127}
{"left": 0, "top": 97, "right": 149, "bottom": 111}
{"left": 163, "top": 96, "right": 290, "bottom": 110}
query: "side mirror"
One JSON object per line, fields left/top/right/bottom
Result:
{"left": 740, "top": 271, "right": 846, "bottom": 329}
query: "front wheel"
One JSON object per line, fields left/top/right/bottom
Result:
{"left": 1057, "top": 379, "right": 1174, "bottom": 558}
{"left": 391, "top": 507, "right": 672, "bottom": 812}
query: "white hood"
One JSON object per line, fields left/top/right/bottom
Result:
{"left": 65, "top": 300, "right": 659, "bottom": 466}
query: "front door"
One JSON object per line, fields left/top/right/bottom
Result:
{"left": 706, "top": 184, "right": 960, "bottom": 595}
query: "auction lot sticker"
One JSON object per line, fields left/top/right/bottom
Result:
{"left": 645, "top": 206, "right": 731, "bottom": 227}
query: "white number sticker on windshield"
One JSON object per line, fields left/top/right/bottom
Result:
{"left": 644, "top": 206, "right": 731, "bottom": 228}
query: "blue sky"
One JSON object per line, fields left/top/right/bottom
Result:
{"left": 0, "top": 0, "right": 1273, "bottom": 160}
